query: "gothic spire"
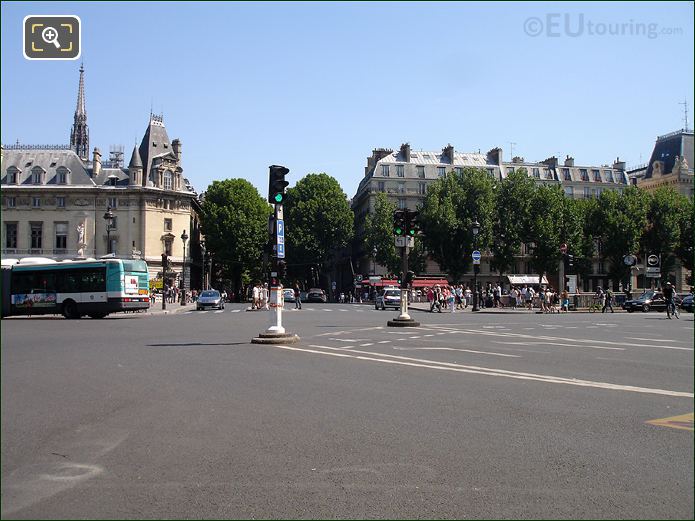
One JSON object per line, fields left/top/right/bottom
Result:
{"left": 70, "top": 63, "right": 89, "bottom": 161}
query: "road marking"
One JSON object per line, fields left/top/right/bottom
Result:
{"left": 266, "top": 344, "right": 694, "bottom": 398}
{"left": 322, "top": 309, "right": 332, "bottom": 312}
{"left": 424, "top": 334, "right": 434, "bottom": 337}
{"left": 360, "top": 343, "right": 374, "bottom": 347}
{"left": 316, "top": 330, "right": 347, "bottom": 337}
{"left": 627, "top": 337, "right": 681, "bottom": 343}
{"left": 393, "top": 347, "right": 520, "bottom": 358}
{"left": 646, "top": 412, "right": 694, "bottom": 431}
{"left": 231, "top": 309, "right": 241, "bottom": 313}
{"left": 408, "top": 336, "right": 421, "bottom": 339}
{"left": 493, "top": 341, "right": 623, "bottom": 351}
{"left": 377, "top": 340, "right": 391, "bottom": 344}
{"left": 184, "top": 311, "right": 193, "bottom": 314}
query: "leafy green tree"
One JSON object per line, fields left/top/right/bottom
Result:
{"left": 490, "top": 169, "right": 535, "bottom": 280}
{"left": 200, "top": 179, "right": 272, "bottom": 299}
{"left": 527, "top": 184, "right": 565, "bottom": 284}
{"left": 363, "top": 192, "right": 400, "bottom": 274}
{"left": 573, "top": 198, "right": 599, "bottom": 280}
{"left": 595, "top": 186, "right": 650, "bottom": 287}
{"left": 419, "top": 168, "right": 496, "bottom": 282}
{"left": 675, "top": 195, "right": 694, "bottom": 274}
{"left": 284, "top": 173, "right": 354, "bottom": 284}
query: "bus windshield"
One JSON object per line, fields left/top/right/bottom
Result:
{"left": 121, "top": 260, "right": 148, "bottom": 273}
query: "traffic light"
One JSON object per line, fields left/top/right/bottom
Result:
{"left": 393, "top": 210, "right": 406, "bottom": 236}
{"left": 405, "top": 210, "right": 420, "bottom": 237}
{"left": 161, "top": 253, "right": 168, "bottom": 272}
{"left": 405, "top": 271, "right": 415, "bottom": 285}
{"left": 268, "top": 165, "right": 290, "bottom": 204}
{"left": 277, "top": 260, "right": 287, "bottom": 278}
{"left": 397, "top": 272, "right": 403, "bottom": 285}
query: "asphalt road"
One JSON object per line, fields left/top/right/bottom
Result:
{"left": 2, "top": 304, "right": 693, "bottom": 519}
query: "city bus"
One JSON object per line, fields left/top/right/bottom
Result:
{"left": 1, "top": 258, "right": 150, "bottom": 319}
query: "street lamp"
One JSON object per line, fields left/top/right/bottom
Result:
{"left": 200, "top": 241, "right": 206, "bottom": 291}
{"left": 180, "top": 230, "right": 188, "bottom": 305}
{"left": 372, "top": 246, "right": 378, "bottom": 276}
{"left": 472, "top": 219, "right": 480, "bottom": 312}
{"left": 103, "top": 206, "right": 114, "bottom": 255}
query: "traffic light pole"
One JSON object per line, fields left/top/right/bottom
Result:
{"left": 267, "top": 204, "right": 285, "bottom": 335}
{"left": 398, "top": 243, "right": 411, "bottom": 321}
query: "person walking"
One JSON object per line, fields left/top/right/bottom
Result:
{"left": 561, "top": 287, "right": 570, "bottom": 313}
{"left": 294, "top": 281, "right": 302, "bottom": 310}
{"left": 602, "top": 287, "right": 614, "bottom": 313}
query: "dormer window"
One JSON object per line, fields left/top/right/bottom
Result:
{"left": 31, "top": 166, "right": 45, "bottom": 185}
{"left": 56, "top": 166, "right": 70, "bottom": 184}
{"left": 5, "top": 167, "right": 20, "bottom": 184}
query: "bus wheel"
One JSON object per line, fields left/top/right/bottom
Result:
{"left": 88, "top": 313, "right": 107, "bottom": 319}
{"left": 62, "top": 300, "right": 80, "bottom": 319}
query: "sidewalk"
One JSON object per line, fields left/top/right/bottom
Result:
{"left": 145, "top": 301, "right": 197, "bottom": 316}
{"left": 407, "top": 302, "right": 626, "bottom": 314}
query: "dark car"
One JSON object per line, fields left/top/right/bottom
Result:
{"left": 306, "top": 288, "right": 327, "bottom": 303}
{"left": 681, "top": 293, "right": 694, "bottom": 313}
{"left": 622, "top": 290, "right": 680, "bottom": 313}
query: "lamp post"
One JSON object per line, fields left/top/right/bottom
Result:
{"left": 372, "top": 246, "right": 378, "bottom": 276}
{"left": 180, "top": 230, "right": 188, "bottom": 305}
{"left": 472, "top": 219, "right": 480, "bottom": 312}
{"left": 103, "top": 206, "right": 114, "bottom": 255}
{"left": 200, "top": 241, "right": 206, "bottom": 291}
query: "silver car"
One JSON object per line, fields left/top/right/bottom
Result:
{"left": 197, "top": 290, "right": 225, "bottom": 310}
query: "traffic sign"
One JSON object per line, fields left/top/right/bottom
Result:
{"left": 276, "top": 219, "right": 285, "bottom": 258}
{"left": 472, "top": 250, "right": 481, "bottom": 261}
{"left": 647, "top": 254, "right": 660, "bottom": 267}
{"left": 623, "top": 254, "right": 637, "bottom": 267}
{"left": 560, "top": 243, "right": 568, "bottom": 254}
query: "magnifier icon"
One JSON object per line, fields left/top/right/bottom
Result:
{"left": 41, "top": 26, "right": 61, "bottom": 49}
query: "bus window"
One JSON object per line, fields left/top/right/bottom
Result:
{"left": 81, "top": 269, "right": 106, "bottom": 292}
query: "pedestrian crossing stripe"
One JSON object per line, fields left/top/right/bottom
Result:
{"left": 646, "top": 412, "right": 694, "bottom": 431}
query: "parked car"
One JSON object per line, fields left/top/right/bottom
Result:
{"left": 197, "top": 290, "right": 225, "bottom": 310}
{"left": 680, "top": 293, "right": 694, "bottom": 313}
{"left": 306, "top": 288, "right": 327, "bottom": 303}
{"left": 283, "top": 288, "right": 296, "bottom": 303}
{"left": 375, "top": 288, "right": 401, "bottom": 310}
{"left": 622, "top": 290, "right": 681, "bottom": 313}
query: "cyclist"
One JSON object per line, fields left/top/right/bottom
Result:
{"left": 663, "top": 282, "right": 679, "bottom": 319}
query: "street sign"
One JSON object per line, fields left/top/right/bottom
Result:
{"left": 623, "top": 254, "right": 637, "bottom": 266}
{"left": 276, "top": 218, "right": 285, "bottom": 259}
{"left": 560, "top": 243, "right": 568, "bottom": 254}
{"left": 646, "top": 271, "right": 661, "bottom": 278}
{"left": 472, "top": 250, "right": 481, "bottom": 265}
{"left": 647, "top": 254, "right": 660, "bottom": 267}
{"left": 395, "top": 236, "right": 406, "bottom": 247}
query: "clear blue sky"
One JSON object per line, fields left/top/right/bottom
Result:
{"left": 2, "top": 1, "right": 693, "bottom": 198}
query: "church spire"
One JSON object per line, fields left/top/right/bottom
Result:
{"left": 70, "top": 63, "right": 89, "bottom": 161}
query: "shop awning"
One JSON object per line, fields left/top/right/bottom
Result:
{"left": 506, "top": 274, "right": 549, "bottom": 285}
{"left": 411, "top": 278, "right": 450, "bottom": 288}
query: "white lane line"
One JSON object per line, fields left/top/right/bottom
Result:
{"left": 377, "top": 340, "right": 391, "bottom": 344}
{"left": 231, "top": 309, "right": 241, "bottom": 313}
{"left": 305, "top": 308, "right": 316, "bottom": 311}
{"left": 493, "top": 341, "right": 623, "bottom": 351}
{"left": 214, "top": 310, "right": 224, "bottom": 314}
{"left": 268, "top": 344, "right": 693, "bottom": 398}
{"left": 360, "top": 343, "right": 374, "bottom": 347}
{"left": 627, "top": 337, "right": 682, "bottom": 343}
{"left": 393, "top": 347, "right": 520, "bottom": 358}
{"left": 339, "top": 309, "right": 349, "bottom": 312}
{"left": 330, "top": 338, "right": 357, "bottom": 343}
{"left": 387, "top": 331, "right": 416, "bottom": 335}
{"left": 316, "top": 330, "right": 347, "bottom": 337}
{"left": 184, "top": 311, "right": 193, "bottom": 314}
{"left": 408, "top": 336, "right": 421, "bottom": 339}
{"left": 424, "top": 334, "right": 434, "bottom": 337}
{"left": 322, "top": 309, "right": 332, "bottom": 312}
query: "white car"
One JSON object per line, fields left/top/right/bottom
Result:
{"left": 375, "top": 288, "right": 401, "bottom": 310}
{"left": 197, "top": 290, "right": 225, "bottom": 310}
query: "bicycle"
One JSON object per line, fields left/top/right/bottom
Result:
{"left": 666, "top": 300, "right": 680, "bottom": 319}
{"left": 588, "top": 297, "right": 602, "bottom": 313}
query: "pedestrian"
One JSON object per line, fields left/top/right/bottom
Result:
{"left": 561, "top": 287, "right": 570, "bottom": 313}
{"left": 602, "top": 287, "right": 614, "bottom": 313}
{"left": 263, "top": 283, "right": 270, "bottom": 310}
{"left": 294, "top": 281, "right": 302, "bottom": 309}
{"left": 526, "top": 285, "right": 535, "bottom": 310}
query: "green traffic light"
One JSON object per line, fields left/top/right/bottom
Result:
{"left": 274, "top": 193, "right": 283, "bottom": 203}
{"left": 395, "top": 227, "right": 403, "bottom": 235}
{"left": 408, "top": 229, "right": 415, "bottom": 236}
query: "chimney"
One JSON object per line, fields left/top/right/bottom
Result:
{"left": 442, "top": 144, "right": 454, "bottom": 164}
{"left": 486, "top": 147, "right": 503, "bottom": 165}
{"left": 564, "top": 155, "right": 574, "bottom": 167}
{"left": 92, "top": 147, "right": 102, "bottom": 176}
{"left": 612, "top": 157, "right": 626, "bottom": 171}
{"left": 172, "top": 138, "right": 182, "bottom": 163}
{"left": 542, "top": 156, "right": 558, "bottom": 168}
{"left": 400, "top": 143, "right": 411, "bottom": 162}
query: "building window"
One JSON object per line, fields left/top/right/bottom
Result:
{"left": 30, "top": 222, "right": 42, "bottom": 250}
{"left": 598, "top": 261, "right": 605, "bottom": 274}
{"left": 533, "top": 168, "right": 541, "bottom": 178}
{"left": 580, "top": 169, "right": 589, "bottom": 181}
{"left": 381, "top": 165, "right": 390, "bottom": 177}
{"left": 455, "top": 167, "right": 463, "bottom": 175}
{"left": 164, "top": 218, "right": 173, "bottom": 231}
{"left": 7, "top": 197, "right": 16, "bottom": 208}
{"left": 417, "top": 166, "right": 425, "bottom": 179}
{"left": 163, "top": 170, "right": 173, "bottom": 190}
{"left": 563, "top": 168, "right": 571, "bottom": 181}
{"left": 605, "top": 170, "right": 613, "bottom": 182}
{"left": 507, "top": 167, "right": 515, "bottom": 174}
{"left": 58, "top": 171, "right": 67, "bottom": 184}
{"left": 57, "top": 196, "right": 66, "bottom": 208}
{"left": 487, "top": 168, "right": 496, "bottom": 178}
{"left": 398, "top": 198, "right": 406, "bottom": 209}
{"left": 164, "top": 239, "right": 173, "bottom": 256}
{"left": 32, "top": 197, "right": 41, "bottom": 208}
{"left": 545, "top": 168, "right": 553, "bottom": 179}
{"left": 583, "top": 187, "right": 591, "bottom": 199}
{"left": 592, "top": 169, "right": 601, "bottom": 182}
{"left": 55, "top": 222, "right": 68, "bottom": 251}
{"left": 396, "top": 165, "right": 404, "bottom": 177}
{"left": 418, "top": 182, "right": 427, "bottom": 195}
{"left": 377, "top": 181, "right": 385, "bottom": 192}
{"left": 5, "top": 222, "right": 17, "bottom": 249}
{"left": 397, "top": 182, "right": 405, "bottom": 194}
{"left": 564, "top": 186, "right": 574, "bottom": 197}
{"left": 6, "top": 171, "right": 17, "bottom": 184}
{"left": 32, "top": 170, "right": 43, "bottom": 184}
{"left": 110, "top": 216, "right": 118, "bottom": 230}
{"left": 108, "top": 197, "right": 118, "bottom": 208}
{"left": 437, "top": 167, "right": 446, "bottom": 177}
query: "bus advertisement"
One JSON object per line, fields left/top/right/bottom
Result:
{"left": 1, "top": 258, "right": 150, "bottom": 319}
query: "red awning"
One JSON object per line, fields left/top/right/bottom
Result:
{"left": 412, "top": 279, "right": 449, "bottom": 288}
